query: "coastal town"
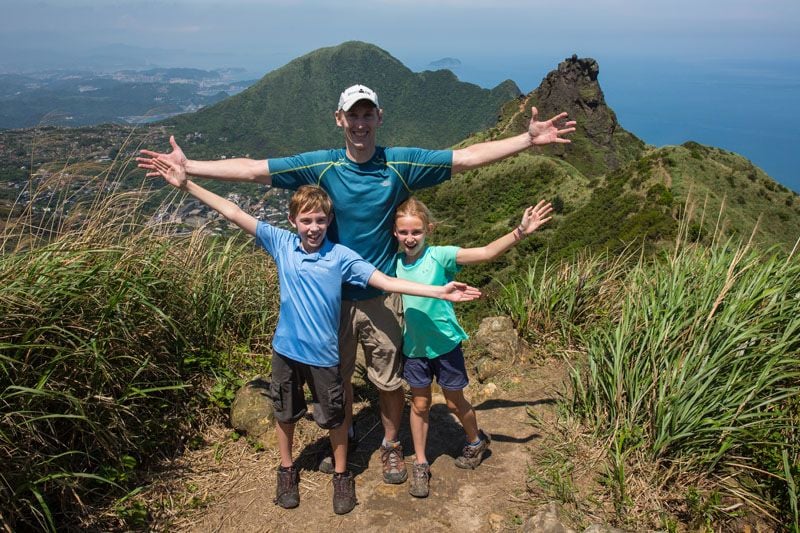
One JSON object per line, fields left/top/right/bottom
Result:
{"left": 0, "top": 125, "right": 289, "bottom": 235}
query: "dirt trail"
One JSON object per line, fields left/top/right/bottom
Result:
{"left": 160, "top": 360, "right": 568, "bottom": 532}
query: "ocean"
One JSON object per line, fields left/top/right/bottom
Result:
{"left": 432, "top": 56, "right": 800, "bottom": 193}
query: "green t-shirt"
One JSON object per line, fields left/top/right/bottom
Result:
{"left": 395, "top": 245, "right": 468, "bottom": 359}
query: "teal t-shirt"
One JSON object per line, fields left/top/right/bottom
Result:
{"left": 395, "top": 246, "right": 468, "bottom": 359}
{"left": 268, "top": 147, "right": 452, "bottom": 300}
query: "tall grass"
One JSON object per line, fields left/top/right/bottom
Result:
{"left": 492, "top": 202, "right": 800, "bottom": 524}
{"left": 569, "top": 235, "right": 800, "bottom": 523}
{"left": 0, "top": 141, "right": 279, "bottom": 531}
{"left": 494, "top": 249, "right": 631, "bottom": 345}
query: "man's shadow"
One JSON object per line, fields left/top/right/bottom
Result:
{"left": 294, "top": 365, "right": 384, "bottom": 476}
{"left": 295, "top": 369, "right": 555, "bottom": 474}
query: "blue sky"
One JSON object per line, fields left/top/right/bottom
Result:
{"left": 1, "top": 0, "right": 799, "bottom": 190}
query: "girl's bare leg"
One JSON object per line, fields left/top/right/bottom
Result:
{"left": 442, "top": 388, "right": 479, "bottom": 442}
{"left": 409, "top": 386, "right": 432, "bottom": 464}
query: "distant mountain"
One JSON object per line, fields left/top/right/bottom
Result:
{"left": 428, "top": 58, "right": 462, "bottom": 70}
{"left": 163, "top": 41, "right": 521, "bottom": 157}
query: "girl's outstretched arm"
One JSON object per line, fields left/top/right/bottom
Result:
{"left": 456, "top": 200, "right": 553, "bottom": 265}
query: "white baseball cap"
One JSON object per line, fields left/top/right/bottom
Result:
{"left": 338, "top": 84, "right": 380, "bottom": 111}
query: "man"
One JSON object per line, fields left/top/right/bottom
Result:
{"left": 138, "top": 84, "right": 576, "bottom": 484}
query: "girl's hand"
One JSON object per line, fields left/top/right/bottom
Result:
{"left": 519, "top": 200, "right": 554, "bottom": 235}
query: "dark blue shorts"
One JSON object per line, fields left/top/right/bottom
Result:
{"left": 403, "top": 344, "right": 469, "bottom": 391}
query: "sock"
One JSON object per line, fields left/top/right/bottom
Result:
{"left": 467, "top": 437, "right": 481, "bottom": 447}
{"left": 382, "top": 438, "right": 399, "bottom": 447}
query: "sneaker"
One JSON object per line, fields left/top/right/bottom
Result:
{"left": 332, "top": 471, "right": 357, "bottom": 515}
{"left": 319, "top": 427, "right": 358, "bottom": 474}
{"left": 380, "top": 441, "right": 408, "bottom": 484}
{"left": 274, "top": 465, "right": 300, "bottom": 509}
{"left": 409, "top": 462, "right": 431, "bottom": 498}
{"left": 454, "top": 430, "right": 491, "bottom": 469}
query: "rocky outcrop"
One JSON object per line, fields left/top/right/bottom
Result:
{"left": 516, "top": 54, "right": 646, "bottom": 176}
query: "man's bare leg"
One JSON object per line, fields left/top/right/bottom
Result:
{"left": 379, "top": 387, "right": 404, "bottom": 442}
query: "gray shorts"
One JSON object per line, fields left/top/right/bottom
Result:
{"left": 338, "top": 293, "right": 404, "bottom": 391}
{"left": 268, "top": 352, "right": 345, "bottom": 430}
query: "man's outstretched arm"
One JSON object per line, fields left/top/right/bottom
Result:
{"left": 451, "top": 107, "right": 576, "bottom": 174}
{"left": 138, "top": 135, "right": 272, "bottom": 185}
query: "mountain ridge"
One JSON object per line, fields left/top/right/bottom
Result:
{"left": 165, "top": 41, "right": 521, "bottom": 157}
{"left": 1, "top": 42, "right": 797, "bottom": 265}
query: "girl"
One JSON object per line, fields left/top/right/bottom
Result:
{"left": 393, "top": 197, "right": 553, "bottom": 498}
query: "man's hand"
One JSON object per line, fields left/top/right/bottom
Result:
{"left": 519, "top": 200, "right": 554, "bottom": 235}
{"left": 442, "top": 281, "right": 482, "bottom": 302}
{"left": 151, "top": 157, "right": 187, "bottom": 189}
{"left": 137, "top": 135, "right": 188, "bottom": 178}
{"left": 528, "top": 107, "right": 577, "bottom": 145}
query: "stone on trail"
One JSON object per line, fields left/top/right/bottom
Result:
{"left": 470, "top": 316, "right": 524, "bottom": 382}
{"left": 230, "top": 377, "right": 274, "bottom": 439}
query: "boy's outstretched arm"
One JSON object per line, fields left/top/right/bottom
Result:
{"left": 151, "top": 158, "right": 258, "bottom": 236}
{"left": 368, "top": 271, "right": 481, "bottom": 302}
{"left": 456, "top": 200, "right": 553, "bottom": 265}
{"left": 138, "top": 135, "right": 272, "bottom": 185}
{"left": 451, "top": 107, "right": 576, "bottom": 174}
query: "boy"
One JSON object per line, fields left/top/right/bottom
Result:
{"left": 150, "top": 157, "right": 480, "bottom": 514}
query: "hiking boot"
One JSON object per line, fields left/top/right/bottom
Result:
{"left": 332, "top": 471, "right": 357, "bottom": 515}
{"left": 319, "top": 427, "right": 358, "bottom": 474}
{"left": 379, "top": 441, "right": 408, "bottom": 484}
{"left": 408, "top": 462, "right": 431, "bottom": 498}
{"left": 274, "top": 465, "right": 300, "bottom": 509}
{"left": 454, "top": 429, "right": 491, "bottom": 469}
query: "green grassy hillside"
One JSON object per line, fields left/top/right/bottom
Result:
{"left": 164, "top": 41, "right": 520, "bottom": 158}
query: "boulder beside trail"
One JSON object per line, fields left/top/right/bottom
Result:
{"left": 469, "top": 316, "right": 524, "bottom": 382}
{"left": 230, "top": 377, "right": 274, "bottom": 439}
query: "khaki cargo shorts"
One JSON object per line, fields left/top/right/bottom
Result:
{"left": 338, "top": 293, "right": 404, "bottom": 392}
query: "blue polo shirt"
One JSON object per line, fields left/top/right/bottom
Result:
{"left": 268, "top": 146, "right": 453, "bottom": 300}
{"left": 255, "top": 221, "right": 376, "bottom": 367}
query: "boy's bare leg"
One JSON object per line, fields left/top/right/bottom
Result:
{"left": 343, "top": 380, "right": 354, "bottom": 438}
{"left": 409, "top": 386, "right": 432, "bottom": 464}
{"left": 442, "top": 389, "right": 479, "bottom": 443}
{"left": 379, "top": 387, "right": 404, "bottom": 442}
{"left": 329, "top": 423, "right": 349, "bottom": 474}
{"left": 276, "top": 420, "right": 296, "bottom": 468}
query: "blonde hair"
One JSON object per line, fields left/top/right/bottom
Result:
{"left": 289, "top": 185, "right": 333, "bottom": 219}
{"left": 395, "top": 196, "right": 436, "bottom": 232}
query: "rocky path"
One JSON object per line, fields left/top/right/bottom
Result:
{"left": 164, "top": 361, "right": 569, "bottom": 533}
